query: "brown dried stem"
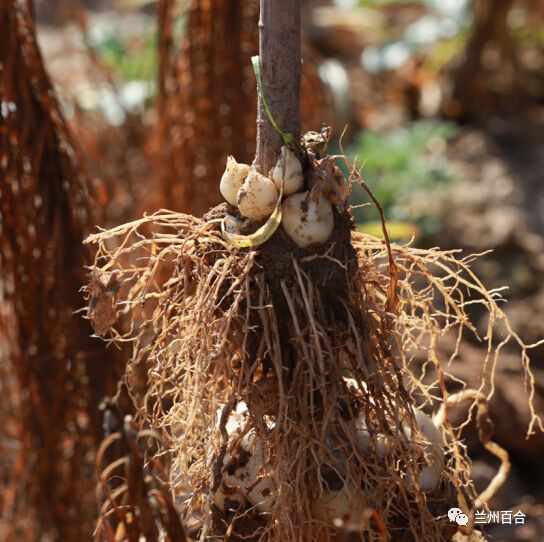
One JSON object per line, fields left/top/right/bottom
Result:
{"left": 254, "top": 0, "right": 302, "bottom": 173}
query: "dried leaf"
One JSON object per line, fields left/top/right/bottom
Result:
{"left": 88, "top": 270, "right": 119, "bottom": 335}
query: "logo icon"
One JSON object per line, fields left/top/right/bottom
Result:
{"left": 448, "top": 508, "right": 469, "bottom": 526}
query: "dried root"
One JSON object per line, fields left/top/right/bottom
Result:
{"left": 95, "top": 406, "right": 186, "bottom": 542}
{"left": 84, "top": 165, "right": 542, "bottom": 542}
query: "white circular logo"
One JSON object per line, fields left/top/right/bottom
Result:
{"left": 448, "top": 507, "right": 468, "bottom": 525}
{"left": 456, "top": 513, "right": 469, "bottom": 526}
{"left": 448, "top": 508, "right": 462, "bottom": 522}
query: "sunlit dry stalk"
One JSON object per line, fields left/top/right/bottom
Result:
{"left": 0, "top": 1, "right": 120, "bottom": 539}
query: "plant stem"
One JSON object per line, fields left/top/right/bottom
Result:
{"left": 254, "top": 0, "right": 301, "bottom": 174}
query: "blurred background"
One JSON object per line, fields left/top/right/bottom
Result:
{"left": 1, "top": 0, "right": 543, "bottom": 540}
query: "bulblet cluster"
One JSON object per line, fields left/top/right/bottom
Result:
{"left": 219, "top": 137, "right": 348, "bottom": 249}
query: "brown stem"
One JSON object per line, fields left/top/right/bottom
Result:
{"left": 157, "top": 0, "right": 173, "bottom": 116}
{"left": 254, "top": 0, "right": 302, "bottom": 174}
{"left": 451, "top": 0, "right": 515, "bottom": 114}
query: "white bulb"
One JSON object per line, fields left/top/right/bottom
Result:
{"left": 355, "top": 416, "right": 387, "bottom": 458}
{"left": 271, "top": 146, "right": 304, "bottom": 196}
{"left": 403, "top": 408, "right": 444, "bottom": 492}
{"left": 281, "top": 191, "right": 334, "bottom": 248}
{"left": 213, "top": 403, "right": 276, "bottom": 514}
{"left": 345, "top": 377, "right": 444, "bottom": 493}
{"left": 220, "top": 156, "right": 250, "bottom": 206}
{"left": 237, "top": 170, "right": 279, "bottom": 221}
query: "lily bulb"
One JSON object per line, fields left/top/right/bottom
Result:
{"left": 220, "top": 156, "right": 250, "bottom": 206}
{"left": 356, "top": 407, "right": 444, "bottom": 493}
{"left": 281, "top": 189, "right": 334, "bottom": 248}
{"left": 271, "top": 146, "right": 304, "bottom": 196}
{"left": 237, "top": 169, "right": 279, "bottom": 221}
{"left": 212, "top": 402, "right": 275, "bottom": 514}
{"left": 403, "top": 408, "right": 444, "bottom": 492}
{"left": 344, "top": 377, "right": 444, "bottom": 493}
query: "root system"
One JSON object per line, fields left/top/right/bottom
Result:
{"left": 83, "top": 159, "right": 542, "bottom": 541}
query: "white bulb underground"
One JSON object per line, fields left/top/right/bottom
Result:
{"left": 271, "top": 146, "right": 304, "bottom": 196}
{"left": 237, "top": 170, "right": 279, "bottom": 221}
{"left": 281, "top": 190, "right": 334, "bottom": 248}
{"left": 403, "top": 408, "right": 444, "bottom": 492}
{"left": 212, "top": 402, "right": 275, "bottom": 514}
{"left": 220, "top": 156, "right": 251, "bottom": 207}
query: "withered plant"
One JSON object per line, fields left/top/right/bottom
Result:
{"left": 0, "top": 1, "right": 120, "bottom": 539}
